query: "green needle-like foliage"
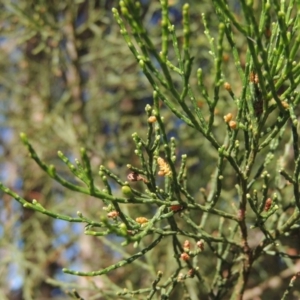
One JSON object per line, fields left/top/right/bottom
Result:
{"left": 1, "top": 0, "right": 300, "bottom": 299}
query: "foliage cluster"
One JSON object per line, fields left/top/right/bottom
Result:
{"left": 0, "top": 0, "right": 300, "bottom": 299}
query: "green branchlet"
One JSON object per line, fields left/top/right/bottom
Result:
{"left": 1, "top": 1, "right": 300, "bottom": 299}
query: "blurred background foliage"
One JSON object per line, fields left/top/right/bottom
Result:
{"left": 0, "top": 0, "right": 299, "bottom": 299}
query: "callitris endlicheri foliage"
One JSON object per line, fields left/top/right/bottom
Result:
{"left": 1, "top": 0, "right": 300, "bottom": 299}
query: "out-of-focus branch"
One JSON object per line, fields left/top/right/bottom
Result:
{"left": 243, "top": 260, "right": 300, "bottom": 300}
